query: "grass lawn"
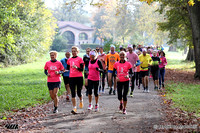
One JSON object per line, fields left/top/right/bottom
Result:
{"left": 165, "top": 82, "right": 200, "bottom": 115}
{"left": 165, "top": 50, "right": 195, "bottom": 71}
{"left": 0, "top": 52, "right": 85, "bottom": 114}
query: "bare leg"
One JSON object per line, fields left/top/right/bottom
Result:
{"left": 53, "top": 88, "right": 59, "bottom": 107}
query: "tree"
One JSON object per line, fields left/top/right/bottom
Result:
{"left": 0, "top": 0, "right": 56, "bottom": 66}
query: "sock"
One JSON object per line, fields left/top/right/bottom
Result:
{"left": 73, "top": 106, "right": 76, "bottom": 109}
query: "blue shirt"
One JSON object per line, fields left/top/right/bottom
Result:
{"left": 60, "top": 58, "right": 70, "bottom": 77}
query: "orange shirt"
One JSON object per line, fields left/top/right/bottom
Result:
{"left": 106, "top": 52, "right": 120, "bottom": 71}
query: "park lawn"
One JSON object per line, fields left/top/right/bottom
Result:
{"left": 0, "top": 52, "right": 85, "bottom": 114}
{"left": 165, "top": 51, "right": 195, "bottom": 71}
{"left": 165, "top": 82, "right": 200, "bottom": 116}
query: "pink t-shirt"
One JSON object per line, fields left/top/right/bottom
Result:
{"left": 67, "top": 56, "right": 84, "bottom": 78}
{"left": 126, "top": 52, "right": 139, "bottom": 72}
{"left": 114, "top": 61, "right": 132, "bottom": 82}
{"left": 88, "top": 59, "right": 100, "bottom": 81}
{"left": 44, "top": 61, "right": 64, "bottom": 82}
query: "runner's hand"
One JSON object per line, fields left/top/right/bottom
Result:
{"left": 116, "top": 77, "right": 120, "bottom": 82}
{"left": 47, "top": 73, "right": 50, "bottom": 77}
{"left": 72, "top": 65, "right": 78, "bottom": 69}
{"left": 55, "top": 71, "right": 59, "bottom": 74}
{"left": 125, "top": 75, "right": 129, "bottom": 79}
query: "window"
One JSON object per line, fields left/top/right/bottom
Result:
{"left": 79, "top": 33, "right": 88, "bottom": 40}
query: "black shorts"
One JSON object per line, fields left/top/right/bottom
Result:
{"left": 140, "top": 71, "right": 149, "bottom": 78}
{"left": 63, "top": 76, "right": 69, "bottom": 85}
{"left": 47, "top": 82, "right": 61, "bottom": 90}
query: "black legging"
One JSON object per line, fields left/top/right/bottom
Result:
{"left": 117, "top": 81, "right": 129, "bottom": 101}
{"left": 88, "top": 79, "right": 99, "bottom": 97}
{"left": 135, "top": 72, "right": 142, "bottom": 86}
{"left": 131, "top": 72, "right": 136, "bottom": 92}
{"left": 69, "top": 77, "right": 83, "bottom": 98}
{"left": 99, "top": 72, "right": 106, "bottom": 91}
{"left": 151, "top": 68, "right": 159, "bottom": 81}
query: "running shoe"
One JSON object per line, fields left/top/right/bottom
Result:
{"left": 119, "top": 103, "right": 123, "bottom": 111}
{"left": 123, "top": 109, "right": 127, "bottom": 114}
{"left": 113, "top": 90, "right": 116, "bottom": 95}
{"left": 146, "top": 89, "right": 150, "bottom": 93}
{"left": 162, "top": 83, "right": 165, "bottom": 88}
{"left": 53, "top": 107, "right": 58, "bottom": 113}
{"left": 71, "top": 108, "right": 77, "bottom": 114}
{"left": 79, "top": 101, "right": 84, "bottom": 109}
{"left": 88, "top": 104, "right": 93, "bottom": 110}
{"left": 130, "top": 92, "right": 133, "bottom": 97}
{"left": 102, "top": 90, "right": 105, "bottom": 94}
{"left": 138, "top": 85, "right": 140, "bottom": 89}
{"left": 109, "top": 88, "right": 112, "bottom": 95}
{"left": 143, "top": 87, "right": 146, "bottom": 93}
{"left": 66, "top": 95, "right": 70, "bottom": 102}
{"left": 95, "top": 104, "right": 99, "bottom": 112}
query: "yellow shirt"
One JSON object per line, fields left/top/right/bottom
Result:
{"left": 106, "top": 52, "right": 120, "bottom": 71}
{"left": 139, "top": 54, "right": 152, "bottom": 71}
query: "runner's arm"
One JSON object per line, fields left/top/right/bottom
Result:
{"left": 96, "top": 60, "right": 104, "bottom": 72}
{"left": 44, "top": 69, "right": 48, "bottom": 75}
{"left": 76, "top": 63, "right": 84, "bottom": 72}
{"left": 136, "top": 60, "right": 141, "bottom": 66}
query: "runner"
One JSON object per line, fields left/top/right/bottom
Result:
{"left": 139, "top": 49, "right": 152, "bottom": 93}
{"left": 150, "top": 50, "right": 160, "bottom": 90}
{"left": 106, "top": 45, "right": 120, "bottom": 95}
{"left": 135, "top": 50, "right": 142, "bottom": 89}
{"left": 83, "top": 48, "right": 91, "bottom": 96}
{"left": 126, "top": 45, "right": 140, "bottom": 97}
{"left": 60, "top": 51, "right": 71, "bottom": 102}
{"left": 87, "top": 50, "right": 103, "bottom": 111}
{"left": 113, "top": 51, "right": 133, "bottom": 114}
{"left": 44, "top": 51, "right": 64, "bottom": 113}
{"left": 67, "top": 46, "right": 84, "bottom": 114}
{"left": 97, "top": 47, "right": 107, "bottom": 94}
{"left": 159, "top": 51, "right": 167, "bottom": 89}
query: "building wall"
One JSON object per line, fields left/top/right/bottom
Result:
{"left": 60, "top": 26, "right": 94, "bottom": 46}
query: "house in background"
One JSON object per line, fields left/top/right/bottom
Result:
{"left": 57, "top": 21, "right": 94, "bottom": 46}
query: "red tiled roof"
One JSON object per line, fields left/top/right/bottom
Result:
{"left": 57, "top": 21, "right": 94, "bottom": 31}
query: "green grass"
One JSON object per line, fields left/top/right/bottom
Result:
{"left": 0, "top": 52, "right": 85, "bottom": 114}
{"left": 165, "top": 51, "right": 195, "bottom": 71}
{"left": 165, "top": 82, "right": 200, "bottom": 115}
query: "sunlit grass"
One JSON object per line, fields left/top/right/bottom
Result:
{"left": 165, "top": 50, "right": 195, "bottom": 71}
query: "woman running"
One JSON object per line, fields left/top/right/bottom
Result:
{"left": 113, "top": 51, "right": 133, "bottom": 114}
{"left": 60, "top": 51, "right": 71, "bottom": 102}
{"left": 159, "top": 51, "right": 167, "bottom": 89}
{"left": 67, "top": 46, "right": 84, "bottom": 114}
{"left": 83, "top": 48, "right": 91, "bottom": 96}
{"left": 87, "top": 50, "right": 103, "bottom": 111}
{"left": 150, "top": 50, "right": 160, "bottom": 90}
{"left": 97, "top": 47, "right": 107, "bottom": 94}
{"left": 44, "top": 51, "right": 64, "bottom": 113}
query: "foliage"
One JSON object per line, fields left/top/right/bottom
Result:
{"left": 80, "top": 44, "right": 100, "bottom": 50}
{"left": 0, "top": 0, "right": 56, "bottom": 67}
{"left": 51, "top": 34, "right": 73, "bottom": 52}
{"left": 103, "top": 38, "right": 121, "bottom": 52}
{"left": 52, "top": 0, "right": 90, "bottom": 24}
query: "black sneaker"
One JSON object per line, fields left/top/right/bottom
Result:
{"left": 53, "top": 107, "right": 58, "bottom": 113}
{"left": 119, "top": 103, "right": 123, "bottom": 111}
{"left": 109, "top": 88, "right": 112, "bottom": 95}
{"left": 162, "top": 83, "right": 165, "bottom": 88}
{"left": 113, "top": 90, "right": 116, "bottom": 95}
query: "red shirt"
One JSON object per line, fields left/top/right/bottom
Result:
{"left": 114, "top": 61, "right": 132, "bottom": 82}
{"left": 44, "top": 61, "right": 64, "bottom": 82}
{"left": 67, "top": 56, "right": 84, "bottom": 78}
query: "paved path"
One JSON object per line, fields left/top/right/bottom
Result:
{"left": 37, "top": 79, "right": 164, "bottom": 133}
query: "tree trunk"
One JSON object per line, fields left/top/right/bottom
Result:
{"left": 168, "top": 45, "right": 177, "bottom": 52}
{"left": 187, "top": 0, "right": 200, "bottom": 79}
{"left": 185, "top": 47, "right": 194, "bottom": 61}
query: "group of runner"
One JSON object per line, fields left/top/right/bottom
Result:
{"left": 44, "top": 44, "right": 167, "bottom": 114}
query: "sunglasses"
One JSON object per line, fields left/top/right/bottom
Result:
{"left": 96, "top": 49, "right": 99, "bottom": 50}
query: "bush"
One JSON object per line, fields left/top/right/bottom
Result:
{"left": 51, "top": 35, "right": 74, "bottom": 52}
{"left": 80, "top": 44, "right": 100, "bottom": 50}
